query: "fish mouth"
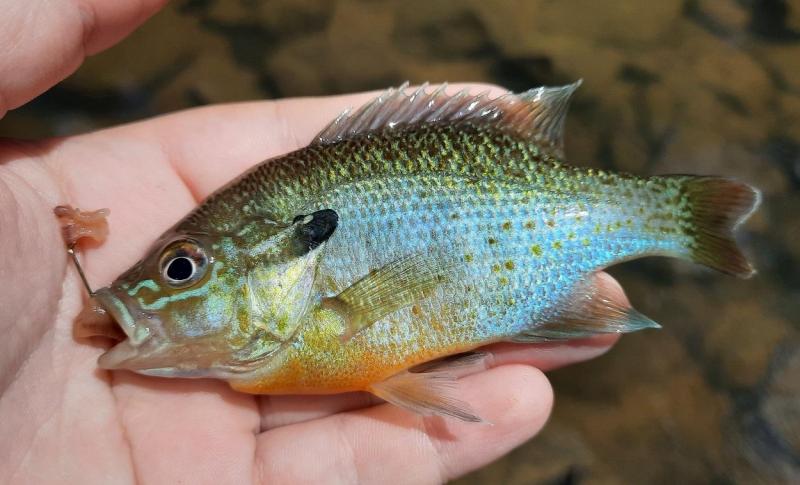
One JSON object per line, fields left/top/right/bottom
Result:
{"left": 78, "top": 289, "right": 266, "bottom": 379}
{"left": 82, "top": 288, "right": 165, "bottom": 371}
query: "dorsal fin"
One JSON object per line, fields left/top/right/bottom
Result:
{"left": 313, "top": 80, "right": 582, "bottom": 158}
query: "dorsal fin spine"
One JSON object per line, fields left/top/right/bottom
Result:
{"left": 313, "top": 80, "right": 582, "bottom": 159}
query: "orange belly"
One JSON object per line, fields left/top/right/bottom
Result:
{"left": 229, "top": 306, "right": 483, "bottom": 395}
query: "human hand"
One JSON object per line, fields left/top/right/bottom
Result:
{"left": 0, "top": 2, "right": 625, "bottom": 482}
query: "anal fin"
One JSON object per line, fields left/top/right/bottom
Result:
{"left": 511, "top": 273, "right": 660, "bottom": 343}
{"left": 369, "top": 353, "right": 485, "bottom": 422}
{"left": 323, "top": 253, "right": 450, "bottom": 341}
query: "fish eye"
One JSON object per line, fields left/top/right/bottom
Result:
{"left": 166, "top": 257, "right": 194, "bottom": 281}
{"left": 159, "top": 240, "right": 208, "bottom": 288}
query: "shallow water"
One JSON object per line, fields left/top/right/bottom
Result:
{"left": 2, "top": 0, "right": 798, "bottom": 482}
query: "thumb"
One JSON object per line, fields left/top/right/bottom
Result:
{"left": 0, "top": 0, "right": 168, "bottom": 119}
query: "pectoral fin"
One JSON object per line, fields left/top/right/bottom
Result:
{"left": 323, "top": 254, "right": 450, "bottom": 341}
{"left": 511, "top": 273, "right": 660, "bottom": 343}
{"left": 369, "top": 354, "right": 485, "bottom": 422}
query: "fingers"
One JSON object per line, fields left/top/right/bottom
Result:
{"left": 255, "top": 365, "right": 553, "bottom": 484}
{"left": 0, "top": 0, "right": 168, "bottom": 118}
{"left": 110, "top": 373, "right": 261, "bottom": 484}
{"left": 483, "top": 334, "right": 618, "bottom": 373}
{"left": 258, "top": 392, "right": 381, "bottom": 430}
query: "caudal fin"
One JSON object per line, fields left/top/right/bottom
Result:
{"left": 682, "top": 177, "right": 760, "bottom": 278}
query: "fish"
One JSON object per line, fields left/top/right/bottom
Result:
{"left": 65, "top": 81, "right": 760, "bottom": 421}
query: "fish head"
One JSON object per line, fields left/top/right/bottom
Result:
{"left": 91, "top": 209, "right": 339, "bottom": 379}
{"left": 92, "top": 232, "right": 248, "bottom": 378}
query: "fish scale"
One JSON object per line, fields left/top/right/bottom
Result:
{"left": 225, "top": 124, "right": 701, "bottom": 387}
{"left": 83, "top": 83, "right": 759, "bottom": 421}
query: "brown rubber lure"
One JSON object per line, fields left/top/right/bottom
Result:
{"left": 54, "top": 205, "right": 110, "bottom": 246}
{"left": 54, "top": 205, "right": 124, "bottom": 341}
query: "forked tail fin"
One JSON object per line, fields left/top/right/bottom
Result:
{"left": 681, "top": 177, "right": 761, "bottom": 278}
